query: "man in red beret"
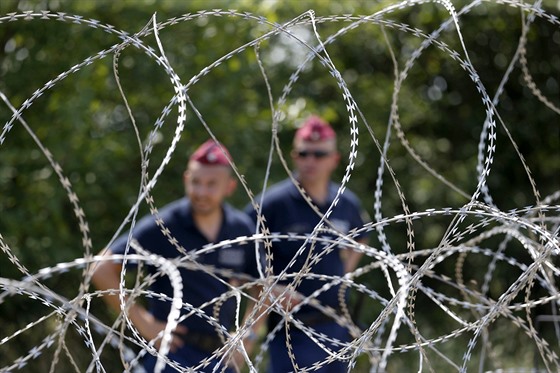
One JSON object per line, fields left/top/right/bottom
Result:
{"left": 92, "top": 139, "right": 261, "bottom": 372}
{"left": 245, "top": 116, "right": 369, "bottom": 372}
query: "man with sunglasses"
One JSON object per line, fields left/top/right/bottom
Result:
{"left": 245, "top": 116, "right": 368, "bottom": 372}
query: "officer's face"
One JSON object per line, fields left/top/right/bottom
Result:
{"left": 184, "top": 161, "right": 236, "bottom": 216}
{"left": 291, "top": 139, "right": 339, "bottom": 184}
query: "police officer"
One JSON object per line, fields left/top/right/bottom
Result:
{"left": 92, "top": 139, "right": 260, "bottom": 372}
{"left": 245, "top": 116, "right": 369, "bottom": 373}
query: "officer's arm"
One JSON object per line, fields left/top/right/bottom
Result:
{"left": 342, "top": 237, "right": 367, "bottom": 273}
{"left": 91, "top": 248, "right": 187, "bottom": 351}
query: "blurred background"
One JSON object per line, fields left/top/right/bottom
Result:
{"left": 1, "top": 0, "right": 559, "bottom": 371}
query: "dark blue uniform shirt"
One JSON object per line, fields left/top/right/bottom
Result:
{"left": 245, "top": 178, "right": 367, "bottom": 314}
{"left": 110, "top": 198, "right": 259, "bottom": 335}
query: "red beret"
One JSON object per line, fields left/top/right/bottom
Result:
{"left": 189, "top": 139, "right": 231, "bottom": 166}
{"left": 295, "top": 116, "right": 336, "bottom": 142}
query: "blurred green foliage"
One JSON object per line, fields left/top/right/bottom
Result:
{"left": 0, "top": 0, "right": 558, "bottom": 371}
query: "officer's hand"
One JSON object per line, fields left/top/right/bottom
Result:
{"left": 128, "top": 303, "right": 188, "bottom": 352}
{"left": 271, "top": 284, "right": 304, "bottom": 312}
{"left": 228, "top": 348, "right": 245, "bottom": 373}
{"left": 226, "top": 334, "right": 257, "bottom": 373}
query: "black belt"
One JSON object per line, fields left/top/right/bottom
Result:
{"left": 176, "top": 331, "right": 223, "bottom": 353}
{"left": 268, "top": 311, "right": 337, "bottom": 330}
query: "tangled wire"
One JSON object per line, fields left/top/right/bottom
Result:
{"left": 1, "top": 1, "right": 559, "bottom": 372}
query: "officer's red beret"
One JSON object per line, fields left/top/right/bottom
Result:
{"left": 295, "top": 116, "right": 336, "bottom": 142}
{"left": 189, "top": 139, "right": 231, "bottom": 166}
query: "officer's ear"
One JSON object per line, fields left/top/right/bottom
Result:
{"left": 332, "top": 150, "right": 341, "bottom": 167}
{"left": 225, "top": 176, "right": 237, "bottom": 197}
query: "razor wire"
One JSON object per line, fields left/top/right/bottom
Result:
{"left": 1, "top": 1, "right": 560, "bottom": 372}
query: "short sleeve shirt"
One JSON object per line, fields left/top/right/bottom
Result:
{"left": 110, "top": 198, "right": 259, "bottom": 335}
{"left": 245, "top": 178, "right": 367, "bottom": 313}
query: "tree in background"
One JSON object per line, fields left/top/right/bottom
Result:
{"left": 0, "top": 0, "right": 558, "bottom": 371}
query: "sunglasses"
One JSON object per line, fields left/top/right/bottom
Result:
{"left": 294, "top": 150, "right": 332, "bottom": 159}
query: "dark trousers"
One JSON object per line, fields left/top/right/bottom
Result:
{"left": 268, "top": 321, "right": 351, "bottom": 373}
{"left": 142, "top": 336, "right": 232, "bottom": 373}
